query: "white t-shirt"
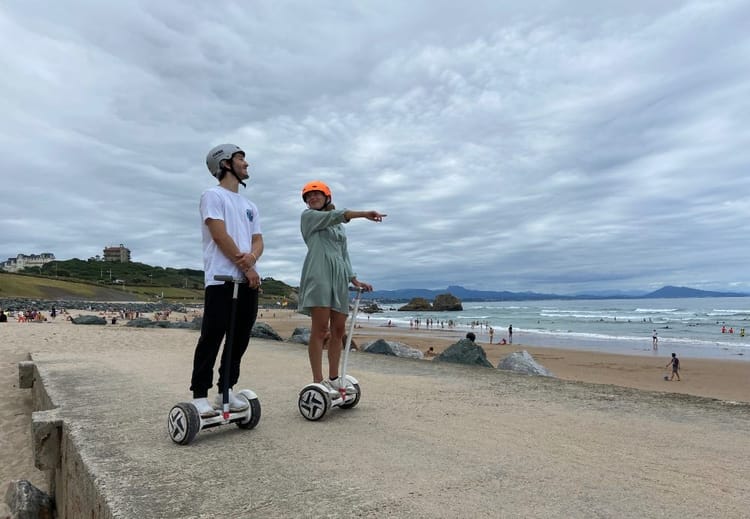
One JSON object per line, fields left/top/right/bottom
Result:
{"left": 200, "top": 186, "right": 262, "bottom": 286}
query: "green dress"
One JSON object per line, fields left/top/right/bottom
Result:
{"left": 298, "top": 208, "right": 355, "bottom": 316}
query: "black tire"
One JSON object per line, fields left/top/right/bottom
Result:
{"left": 339, "top": 383, "right": 361, "bottom": 409}
{"left": 236, "top": 396, "right": 261, "bottom": 430}
{"left": 168, "top": 403, "right": 201, "bottom": 445}
{"left": 298, "top": 386, "right": 329, "bottom": 421}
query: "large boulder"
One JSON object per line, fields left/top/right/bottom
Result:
{"left": 434, "top": 338, "right": 493, "bottom": 368}
{"left": 363, "top": 339, "right": 424, "bottom": 359}
{"left": 433, "top": 293, "right": 463, "bottom": 311}
{"left": 125, "top": 317, "right": 155, "bottom": 328}
{"left": 360, "top": 301, "right": 384, "bottom": 314}
{"left": 497, "top": 350, "right": 555, "bottom": 377}
{"left": 251, "top": 322, "right": 283, "bottom": 341}
{"left": 125, "top": 318, "right": 197, "bottom": 329}
{"left": 289, "top": 327, "right": 311, "bottom": 345}
{"left": 70, "top": 315, "right": 106, "bottom": 325}
{"left": 5, "top": 479, "right": 54, "bottom": 519}
{"left": 398, "top": 297, "right": 432, "bottom": 311}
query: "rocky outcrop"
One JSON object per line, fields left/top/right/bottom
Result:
{"left": 125, "top": 317, "right": 200, "bottom": 330}
{"left": 251, "top": 322, "right": 283, "bottom": 341}
{"left": 289, "top": 327, "right": 310, "bottom": 345}
{"left": 433, "top": 293, "right": 463, "bottom": 311}
{"left": 434, "top": 338, "right": 493, "bottom": 368}
{"left": 71, "top": 315, "right": 106, "bottom": 325}
{"left": 0, "top": 298, "right": 199, "bottom": 315}
{"left": 497, "top": 350, "right": 554, "bottom": 377}
{"left": 362, "top": 339, "right": 424, "bottom": 359}
{"left": 397, "top": 293, "right": 463, "bottom": 311}
{"left": 397, "top": 297, "right": 432, "bottom": 311}
{"left": 4, "top": 479, "right": 54, "bottom": 519}
{"left": 360, "top": 301, "right": 384, "bottom": 314}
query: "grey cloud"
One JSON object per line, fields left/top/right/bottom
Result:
{"left": 1, "top": 1, "right": 748, "bottom": 294}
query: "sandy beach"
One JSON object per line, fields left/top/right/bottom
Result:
{"left": 1, "top": 308, "right": 749, "bottom": 516}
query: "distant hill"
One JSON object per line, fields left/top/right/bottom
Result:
{"left": 642, "top": 285, "right": 748, "bottom": 298}
{"left": 364, "top": 284, "right": 748, "bottom": 302}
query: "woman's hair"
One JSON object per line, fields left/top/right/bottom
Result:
{"left": 323, "top": 203, "right": 335, "bottom": 211}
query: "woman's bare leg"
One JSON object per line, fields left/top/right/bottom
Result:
{"left": 327, "top": 310, "right": 347, "bottom": 379}
{"left": 309, "top": 307, "right": 331, "bottom": 383}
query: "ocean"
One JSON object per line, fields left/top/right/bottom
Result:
{"left": 362, "top": 297, "right": 750, "bottom": 361}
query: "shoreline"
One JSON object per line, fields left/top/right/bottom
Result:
{"left": 260, "top": 310, "right": 750, "bottom": 403}
{"left": 3, "top": 307, "right": 749, "bottom": 403}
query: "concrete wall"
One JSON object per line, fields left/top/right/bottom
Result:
{"left": 24, "top": 360, "right": 114, "bottom": 519}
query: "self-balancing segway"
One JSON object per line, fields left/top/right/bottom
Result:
{"left": 298, "top": 287, "right": 363, "bottom": 421}
{"left": 168, "top": 275, "right": 261, "bottom": 445}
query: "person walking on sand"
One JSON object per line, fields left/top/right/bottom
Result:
{"left": 666, "top": 353, "right": 681, "bottom": 381}
{"left": 508, "top": 324, "right": 513, "bottom": 344}
{"left": 298, "top": 180, "right": 385, "bottom": 396}
{"left": 652, "top": 329, "right": 658, "bottom": 350}
{"left": 189, "top": 144, "right": 264, "bottom": 418}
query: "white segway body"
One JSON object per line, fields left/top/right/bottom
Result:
{"left": 298, "top": 375, "right": 361, "bottom": 421}
{"left": 168, "top": 389, "right": 261, "bottom": 445}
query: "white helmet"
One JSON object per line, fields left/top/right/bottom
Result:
{"left": 206, "top": 144, "right": 244, "bottom": 178}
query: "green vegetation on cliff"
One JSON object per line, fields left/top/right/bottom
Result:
{"left": 1, "top": 259, "right": 297, "bottom": 304}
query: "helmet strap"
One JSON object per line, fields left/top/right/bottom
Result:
{"left": 220, "top": 161, "right": 246, "bottom": 188}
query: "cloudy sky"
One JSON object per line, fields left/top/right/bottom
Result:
{"left": 1, "top": 0, "right": 748, "bottom": 294}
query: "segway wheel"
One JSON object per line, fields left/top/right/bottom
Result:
{"left": 298, "top": 386, "right": 329, "bottom": 421}
{"left": 236, "top": 396, "right": 262, "bottom": 430}
{"left": 339, "top": 383, "right": 361, "bottom": 409}
{"left": 168, "top": 403, "right": 201, "bottom": 445}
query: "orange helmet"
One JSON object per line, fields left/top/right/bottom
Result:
{"left": 301, "top": 180, "right": 332, "bottom": 202}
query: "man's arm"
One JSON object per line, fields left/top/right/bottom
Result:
{"left": 235, "top": 234, "right": 264, "bottom": 272}
{"left": 205, "top": 218, "right": 242, "bottom": 260}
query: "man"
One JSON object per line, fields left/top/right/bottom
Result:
{"left": 190, "top": 144, "right": 264, "bottom": 417}
{"left": 652, "top": 329, "right": 658, "bottom": 350}
{"left": 508, "top": 324, "right": 513, "bottom": 344}
{"left": 666, "top": 353, "right": 681, "bottom": 381}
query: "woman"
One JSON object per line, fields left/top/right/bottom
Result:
{"left": 298, "top": 180, "right": 385, "bottom": 394}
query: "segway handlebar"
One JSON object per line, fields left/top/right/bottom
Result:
{"left": 214, "top": 275, "right": 242, "bottom": 300}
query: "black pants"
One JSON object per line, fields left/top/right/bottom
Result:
{"left": 190, "top": 282, "right": 258, "bottom": 398}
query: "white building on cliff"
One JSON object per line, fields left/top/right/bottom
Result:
{"left": 1, "top": 253, "right": 56, "bottom": 272}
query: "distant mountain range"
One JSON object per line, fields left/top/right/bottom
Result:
{"left": 363, "top": 285, "right": 749, "bottom": 302}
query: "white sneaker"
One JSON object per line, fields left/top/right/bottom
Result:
{"left": 213, "top": 389, "right": 249, "bottom": 411}
{"left": 192, "top": 397, "right": 219, "bottom": 418}
{"left": 327, "top": 377, "right": 356, "bottom": 396}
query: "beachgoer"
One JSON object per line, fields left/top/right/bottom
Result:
{"left": 652, "top": 330, "right": 658, "bottom": 350}
{"left": 424, "top": 346, "right": 436, "bottom": 357}
{"left": 465, "top": 332, "right": 476, "bottom": 342}
{"left": 508, "top": 324, "right": 513, "bottom": 344}
{"left": 489, "top": 327, "right": 494, "bottom": 344}
{"left": 0, "top": 310, "right": 7, "bottom": 323}
{"left": 189, "top": 143, "right": 264, "bottom": 418}
{"left": 666, "top": 353, "right": 681, "bottom": 381}
{"left": 298, "top": 180, "right": 385, "bottom": 396}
